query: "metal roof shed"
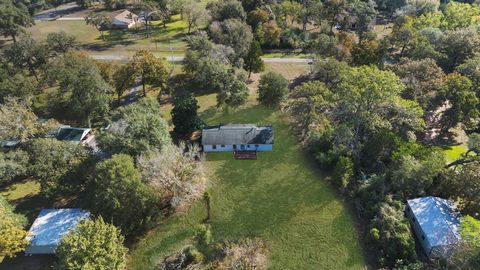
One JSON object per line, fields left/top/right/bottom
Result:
{"left": 406, "top": 197, "right": 461, "bottom": 258}
{"left": 25, "top": 209, "right": 90, "bottom": 255}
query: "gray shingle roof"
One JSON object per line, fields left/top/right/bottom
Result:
{"left": 202, "top": 124, "right": 273, "bottom": 145}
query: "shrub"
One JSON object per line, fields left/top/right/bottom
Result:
{"left": 0, "top": 149, "right": 28, "bottom": 185}
{"left": 333, "top": 156, "right": 354, "bottom": 189}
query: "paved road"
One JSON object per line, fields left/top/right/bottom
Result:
{"left": 34, "top": 2, "right": 81, "bottom": 21}
{"left": 90, "top": 54, "right": 313, "bottom": 63}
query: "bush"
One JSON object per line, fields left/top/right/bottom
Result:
{"left": 333, "top": 156, "right": 354, "bottom": 189}
{"left": 257, "top": 72, "right": 289, "bottom": 107}
{"left": 0, "top": 196, "right": 28, "bottom": 259}
{"left": 0, "top": 150, "right": 28, "bottom": 185}
{"left": 56, "top": 217, "right": 128, "bottom": 270}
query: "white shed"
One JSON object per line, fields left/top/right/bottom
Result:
{"left": 25, "top": 209, "right": 90, "bottom": 255}
{"left": 201, "top": 124, "right": 273, "bottom": 153}
{"left": 406, "top": 197, "right": 461, "bottom": 258}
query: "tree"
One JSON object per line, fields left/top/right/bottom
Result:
{"left": 440, "top": 73, "right": 479, "bottom": 131}
{"left": 138, "top": 142, "right": 206, "bottom": 208}
{"left": 46, "top": 31, "right": 77, "bottom": 55}
{"left": 135, "top": 0, "right": 159, "bottom": 38}
{"left": 257, "top": 71, "right": 288, "bottom": 107}
{"left": 0, "top": 97, "right": 38, "bottom": 142}
{"left": 183, "top": 0, "right": 208, "bottom": 34}
{"left": 85, "top": 12, "right": 110, "bottom": 41}
{"left": 130, "top": 50, "right": 169, "bottom": 97}
{"left": 0, "top": 150, "right": 28, "bottom": 185}
{"left": 281, "top": 1, "right": 301, "bottom": 26}
{"left": 88, "top": 154, "right": 161, "bottom": 235}
{"left": 440, "top": 28, "right": 480, "bottom": 72}
{"left": 28, "top": 138, "right": 90, "bottom": 198}
{"left": 171, "top": 93, "right": 202, "bottom": 136}
{"left": 208, "top": 18, "right": 253, "bottom": 58}
{"left": 0, "top": 0, "right": 34, "bottom": 42}
{"left": 0, "top": 68, "right": 36, "bottom": 102}
{"left": 216, "top": 70, "right": 249, "bottom": 107}
{"left": 390, "top": 58, "right": 445, "bottom": 110}
{"left": 104, "top": 0, "right": 126, "bottom": 10}
{"left": 322, "top": 0, "right": 350, "bottom": 33}
{"left": 442, "top": 1, "right": 480, "bottom": 30}
{"left": 351, "top": 39, "right": 380, "bottom": 66}
{"left": 335, "top": 66, "right": 424, "bottom": 161}
{"left": 313, "top": 57, "right": 350, "bottom": 88}
{"left": 457, "top": 55, "right": 480, "bottom": 93}
{"left": 244, "top": 40, "right": 264, "bottom": 78}
{"left": 56, "top": 217, "right": 128, "bottom": 270}
{"left": 97, "top": 98, "right": 170, "bottom": 156}
{"left": 112, "top": 63, "right": 136, "bottom": 104}
{"left": 0, "top": 195, "right": 28, "bottom": 260}
{"left": 369, "top": 198, "right": 417, "bottom": 267}
{"left": 50, "top": 52, "right": 112, "bottom": 127}
{"left": 349, "top": 0, "right": 377, "bottom": 42}
{"left": 246, "top": 8, "right": 269, "bottom": 28}
{"left": 262, "top": 21, "right": 281, "bottom": 47}
{"left": 443, "top": 159, "right": 480, "bottom": 218}
{"left": 207, "top": 0, "right": 246, "bottom": 22}
{"left": 2, "top": 36, "right": 49, "bottom": 82}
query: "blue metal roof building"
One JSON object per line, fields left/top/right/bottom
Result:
{"left": 406, "top": 196, "right": 461, "bottom": 258}
{"left": 25, "top": 209, "right": 90, "bottom": 255}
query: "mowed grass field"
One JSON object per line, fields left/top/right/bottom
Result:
{"left": 128, "top": 93, "right": 366, "bottom": 269}
{"left": 27, "top": 15, "right": 190, "bottom": 56}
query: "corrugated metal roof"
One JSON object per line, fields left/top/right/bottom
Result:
{"left": 25, "top": 209, "right": 90, "bottom": 254}
{"left": 201, "top": 124, "right": 273, "bottom": 145}
{"left": 407, "top": 197, "right": 461, "bottom": 248}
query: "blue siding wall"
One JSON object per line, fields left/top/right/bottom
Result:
{"left": 203, "top": 144, "right": 273, "bottom": 152}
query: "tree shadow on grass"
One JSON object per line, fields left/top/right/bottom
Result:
{"left": 11, "top": 194, "right": 50, "bottom": 224}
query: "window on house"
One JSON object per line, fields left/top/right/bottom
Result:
{"left": 233, "top": 145, "right": 237, "bottom": 150}
{"left": 221, "top": 144, "right": 225, "bottom": 148}
{"left": 255, "top": 144, "right": 259, "bottom": 147}
{"left": 412, "top": 217, "right": 416, "bottom": 223}
{"left": 212, "top": 145, "right": 217, "bottom": 150}
{"left": 422, "top": 235, "right": 425, "bottom": 241}
{"left": 240, "top": 145, "right": 245, "bottom": 150}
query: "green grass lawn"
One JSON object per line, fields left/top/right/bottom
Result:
{"left": 27, "top": 15, "right": 192, "bottom": 55}
{"left": 443, "top": 144, "right": 469, "bottom": 163}
{"left": 128, "top": 98, "right": 366, "bottom": 269}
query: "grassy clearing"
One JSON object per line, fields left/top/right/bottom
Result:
{"left": 0, "top": 178, "right": 46, "bottom": 222}
{"left": 443, "top": 145, "right": 469, "bottom": 163}
{"left": 27, "top": 15, "right": 192, "bottom": 55}
{"left": 128, "top": 96, "right": 365, "bottom": 269}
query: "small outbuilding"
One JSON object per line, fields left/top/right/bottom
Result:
{"left": 406, "top": 196, "right": 461, "bottom": 258}
{"left": 54, "top": 126, "right": 94, "bottom": 145}
{"left": 110, "top": 10, "right": 141, "bottom": 29}
{"left": 201, "top": 124, "right": 274, "bottom": 153}
{"left": 25, "top": 209, "right": 90, "bottom": 255}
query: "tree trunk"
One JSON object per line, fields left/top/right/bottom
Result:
{"left": 142, "top": 78, "right": 146, "bottom": 96}
{"left": 28, "top": 61, "right": 39, "bottom": 82}
{"left": 188, "top": 22, "right": 192, "bottom": 34}
{"left": 11, "top": 34, "right": 17, "bottom": 43}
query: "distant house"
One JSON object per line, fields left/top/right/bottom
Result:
{"left": 25, "top": 209, "right": 90, "bottom": 255}
{"left": 110, "top": 10, "right": 141, "bottom": 29}
{"left": 54, "top": 126, "right": 94, "bottom": 145}
{"left": 406, "top": 196, "right": 461, "bottom": 258}
{"left": 201, "top": 124, "right": 273, "bottom": 153}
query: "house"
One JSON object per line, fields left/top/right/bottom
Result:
{"left": 25, "top": 209, "right": 90, "bottom": 255}
{"left": 111, "top": 10, "right": 141, "bottom": 29}
{"left": 201, "top": 124, "right": 273, "bottom": 153}
{"left": 406, "top": 196, "right": 461, "bottom": 258}
{"left": 54, "top": 126, "right": 94, "bottom": 145}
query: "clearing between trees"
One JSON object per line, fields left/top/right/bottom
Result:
{"left": 128, "top": 96, "right": 366, "bottom": 269}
